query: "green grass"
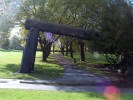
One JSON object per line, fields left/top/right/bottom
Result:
{"left": 0, "top": 89, "right": 105, "bottom": 100}
{"left": 0, "top": 51, "right": 133, "bottom": 100}
{"left": 0, "top": 50, "right": 64, "bottom": 79}
{"left": 0, "top": 89, "right": 132, "bottom": 100}
{"left": 73, "top": 52, "right": 107, "bottom": 64}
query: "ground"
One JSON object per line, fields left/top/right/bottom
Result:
{"left": 0, "top": 50, "right": 133, "bottom": 100}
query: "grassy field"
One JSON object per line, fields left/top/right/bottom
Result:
{"left": 0, "top": 89, "right": 103, "bottom": 100}
{"left": 0, "top": 50, "right": 63, "bottom": 79}
{"left": 73, "top": 52, "right": 107, "bottom": 64}
{"left": 0, "top": 50, "right": 133, "bottom": 100}
{"left": 0, "top": 89, "right": 132, "bottom": 100}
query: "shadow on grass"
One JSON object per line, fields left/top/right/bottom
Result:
{"left": 60, "top": 91, "right": 104, "bottom": 100}
{"left": 85, "top": 92, "right": 104, "bottom": 99}
{"left": 0, "top": 49, "right": 23, "bottom": 52}
{"left": 36, "top": 58, "right": 59, "bottom": 65}
{"left": 43, "top": 55, "right": 60, "bottom": 65}
{"left": 46, "top": 58, "right": 59, "bottom": 64}
{"left": 0, "top": 64, "right": 64, "bottom": 80}
{"left": 0, "top": 64, "right": 18, "bottom": 73}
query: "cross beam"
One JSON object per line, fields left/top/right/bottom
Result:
{"left": 25, "top": 19, "right": 100, "bottom": 40}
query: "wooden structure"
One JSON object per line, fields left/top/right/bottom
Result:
{"left": 20, "top": 19, "right": 101, "bottom": 73}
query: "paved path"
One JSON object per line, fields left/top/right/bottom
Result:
{"left": 0, "top": 79, "right": 133, "bottom": 93}
{"left": 0, "top": 54, "right": 133, "bottom": 93}
{"left": 53, "top": 54, "right": 111, "bottom": 86}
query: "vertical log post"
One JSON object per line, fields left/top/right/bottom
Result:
{"left": 79, "top": 41, "right": 85, "bottom": 61}
{"left": 20, "top": 27, "right": 39, "bottom": 73}
{"left": 65, "top": 41, "right": 69, "bottom": 56}
{"left": 70, "top": 41, "right": 73, "bottom": 58}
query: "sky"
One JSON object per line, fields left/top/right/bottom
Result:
{"left": 10, "top": 27, "right": 21, "bottom": 39}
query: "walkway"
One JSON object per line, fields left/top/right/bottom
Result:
{"left": 0, "top": 54, "right": 133, "bottom": 93}
{"left": 53, "top": 54, "right": 111, "bottom": 86}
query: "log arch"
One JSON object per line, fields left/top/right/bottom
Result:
{"left": 20, "top": 19, "right": 100, "bottom": 73}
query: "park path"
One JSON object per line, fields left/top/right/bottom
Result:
{"left": 53, "top": 54, "right": 111, "bottom": 86}
{"left": 0, "top": 53, "right": 133, "bottom": 93}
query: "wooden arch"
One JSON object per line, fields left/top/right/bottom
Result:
{"left": 20, "top": 19, "right": 101, "bottom": 73}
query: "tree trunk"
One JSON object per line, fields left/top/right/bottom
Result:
{"left": 38, "top": 37, "right": 48, "bottom": 62}
{"left": 65, "top": 41, "right": 69, "bottom": 56}
{"left": 53, "top": 44, "right": 55, "bottom": 53}
{"left": 46, "top": 43, "right": 52, "bottom": 58}
{"left": 61, "top": 46, "right": 64, "bottom": 55}
{"left": 69, "top": 41, "right": 73, "bottom": 58}
{"left": 42, "top": 49, "right": 47, "bottom": 61}
{"left": 42, "top": 43, "right": 52, "bottom": 62}
{"left": 79, "top": 41, "right": 85, "bottom": 61}
{"left": 20, "top": 27, "right": 39, "bottom": 73}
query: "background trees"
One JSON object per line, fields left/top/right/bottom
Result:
{"left": 9, "top": 35, "right": 23, "bottom": 49}
{"left": 90, "top": 0, "right": 133, "bottom": 73}
{"left": 0, "top": 0, "right": 21, "bottom": 49}
{"left": 14, "top": 0, "right": 107, "bottom": 61}
{"left": 0, "top": 0, "right": 133, "bottom": 73}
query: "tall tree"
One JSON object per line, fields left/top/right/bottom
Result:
{"left": 91, "top": 0, "right": 133, "bottom": 70}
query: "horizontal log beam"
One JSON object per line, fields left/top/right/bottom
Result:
{"left": 25, "top": 19, "right": 101, "bottom": 40}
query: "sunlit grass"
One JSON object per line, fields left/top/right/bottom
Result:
{"left": 73, "top": 52, "right": 107, "bottom": 64}
{"left": 0, "top": 89, "right": 132, "bottom": 100}
{"left": 0, "top": 89, "right": 105, "bottom": 100}
{"left": 0, "top": 50, "right": 63, "bottom": 79}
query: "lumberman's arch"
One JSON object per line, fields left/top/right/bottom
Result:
{"left": 20, "top": 19, "right": 101, "bottom": 73}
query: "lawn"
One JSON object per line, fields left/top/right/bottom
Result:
{"left": 0, "top": 89, "right": 132, "bottom": 100}
{"left": 0, "top": 89, "right": 104, "bottom": 100}
{"left": 73, "top": 52, "right": 107, "bottom": 64}
{"left": 0, "top": 50, "right": 64, "bottom": 79}
{"left": 0, "top": 50, "right": 133, "bottom": 100}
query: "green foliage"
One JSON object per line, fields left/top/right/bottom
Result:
{"left": 0, "top": 19, "right": 12, "bottom": 49}
{"left": 0, "top": 32, "right": 9, "bottom": 49}
{"left": 17, "top": 0, "right": 107, "bottom": 31}
{"left": 0, "top": 0, "right": 18, "bottom": 49}
{"left": 90, "top": 0, "right": 133, "bottom": 65}
{"left": 15, "top": 0, "right": 108, "bottom": 57}
{"left": 9, "top": 35, "right": 23, "bottom": 49}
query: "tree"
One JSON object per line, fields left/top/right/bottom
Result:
{"left": 38, "top": 32, "right": 52, "bottom": 61}
{"left": 9, "top": 35, "right": 23, "bottom": 49}
{"left": 0, "top": 19, "right": 13, "bottom": 49}
{"left": 0, "top": 0, "right": 20, "bottom": 49}
{"left": 90, "top": 0, "right": 133, "bottom": 71}
{"left": 78, "top": 40, "right": 85, "bottom": 61}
